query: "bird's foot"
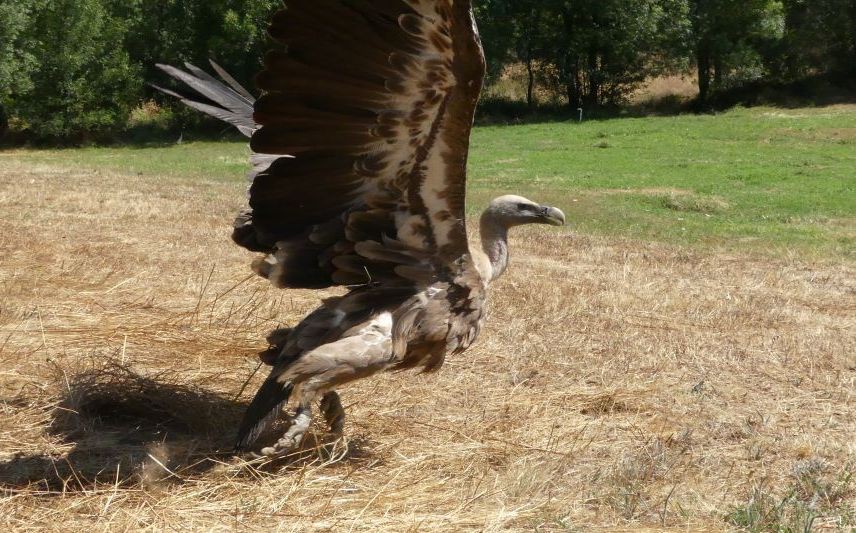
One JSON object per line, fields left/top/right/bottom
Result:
{"left": 320, "top": 391, "right": 345, "bottom": 437}
{"left": 256, "top": 406, "right": 312, "bottom": 458}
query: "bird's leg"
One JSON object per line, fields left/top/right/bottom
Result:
{"left": 320, "top": 391, "right": 345, "bottom": 436}
{"left": 258, "top": 404, "right": 312, "bottom": 457}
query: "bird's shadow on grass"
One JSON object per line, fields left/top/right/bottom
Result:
{"left": 0, "top": 363, "right": 372, "bottom": 492}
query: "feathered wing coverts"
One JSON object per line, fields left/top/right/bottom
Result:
{"left": 239, "top": 0, "right": 486, "bottom": 290}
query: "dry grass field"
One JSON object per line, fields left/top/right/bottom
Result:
{"left": 0, "top": 145, "right": 854, "bottom": 531}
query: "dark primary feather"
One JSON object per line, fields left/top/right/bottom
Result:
{"left": 235, "top": 379, "right": 294, "bottom": 451}
{"left": 153, "top": 60, "right": 256, "bottom": 137}
{"left": 208, "top": 60, "right": 255, "bottom": 101}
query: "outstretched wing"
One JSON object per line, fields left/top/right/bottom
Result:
{"left": 238, "top": 0, "right": 486, "bottom": 288}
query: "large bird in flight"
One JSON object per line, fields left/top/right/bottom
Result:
{"left": 156, "top": 0, "right": 565, "bottom": 457}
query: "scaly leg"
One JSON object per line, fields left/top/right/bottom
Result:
{"left": 258, "top": 404, "right": 312, "bottom": 457}
{"left": 245, "top": 314, "right": 394, "bottom": 457}
{"left": 320, "top": 391, "right": 345, "bottom": 436}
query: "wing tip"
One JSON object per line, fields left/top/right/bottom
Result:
{"left": 234, "top": 380, "right": 294, "bottom": 452}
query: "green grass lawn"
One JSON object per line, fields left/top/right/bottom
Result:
{"left": 5, "top": 105, "right": 855, "bottom": 259}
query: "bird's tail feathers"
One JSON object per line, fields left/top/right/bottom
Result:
{"left": 235, "top": 376, "right": 294, "bottom": 452}
{"left": 151, "top": 60, "right": 257, "bottom": 138}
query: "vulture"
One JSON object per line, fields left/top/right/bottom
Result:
{"left": 155, "top": 0, "right": 566, "bottom": 458}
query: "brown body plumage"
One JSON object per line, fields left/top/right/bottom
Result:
{"left": 155, "top": 0, "right": 565, "bottom": 457}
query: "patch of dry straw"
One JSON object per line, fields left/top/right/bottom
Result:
{"left": 0, "top": 159, "right": 854, "bottom": 531}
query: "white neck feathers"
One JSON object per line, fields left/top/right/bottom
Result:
{"left": 479, "top": 213, "right": 509, "bottom": 283}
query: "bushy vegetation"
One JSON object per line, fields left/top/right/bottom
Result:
{"left": 478, "top": 0, "right": 855, "bottom": 109}
{"left": 4, "top": 0, "right": 141, "bottom": 142}
{"left": 1, "top": 0, "right": 280, "bottom": 142}
{"left": 0, "top": 0, "right": 854, "bottom": 142}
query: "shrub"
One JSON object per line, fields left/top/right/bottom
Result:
{"left": 7, "top": 0, "right": 141, "bottom": 142}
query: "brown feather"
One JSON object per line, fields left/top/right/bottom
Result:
{"left": 246, "top": 0, "right": 487, "bottom": 384}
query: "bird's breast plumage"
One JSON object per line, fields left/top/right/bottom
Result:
{"left": 389, "top": 262, "right": 486, "bottom": 372}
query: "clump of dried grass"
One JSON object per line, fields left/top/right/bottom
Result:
{"left": 630, "top": 74, "right": 700, "bottom": 105}
{"left": 600, "top": 434, "right": 693, "bottom": 522}
{"left": 52, "top": 360, "right": 244, "bottom": 445}
{"left": 0, "top": 359, "right": 248, "bottom": 491}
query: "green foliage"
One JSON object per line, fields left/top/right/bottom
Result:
{"left": 547, "top": 0, "right": 689, "bottom": 107}
{"left": 110, "top": 0, "right": 279, "bottom": 93}
{"left": 0, "top": 0, "right": 41, "bottom": 134}
{"left": 776, "top": 0, "right": 856, "bottom": 79}
{"left": 476, "top": 0, "right": 690, "bottom": 108}
{"left": 1, "top": 0, "right": 279, "bottom": 142}
{"left": 6, "top": 0, "right": 140, "bottom": 140}
{"left": 475, "top": 0, "right": 847, "bottom": 108}
{"left": 1, "top": 0, "right": 854, "bottom": 141}
{"left": 687, "top": 0, "right": 786, "bottom": 103}
{"left": 0, "top": 1, "right": 38, "bottom": 99}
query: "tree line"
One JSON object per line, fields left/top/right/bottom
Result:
{"left": 477, "top": 0, "right": 855, "bottom": 109}
{"left": 1, "top": 0, "right": 854, "bottom": 142}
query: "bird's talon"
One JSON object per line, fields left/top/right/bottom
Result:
{"left": 320, "top": 391, "right": 346, "bottom": 436}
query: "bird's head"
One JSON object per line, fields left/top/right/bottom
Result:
{"left": 482, "top": 195, "right": 566, "bottom": 229}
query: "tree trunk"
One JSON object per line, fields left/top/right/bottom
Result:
{"left": 0, "top": 104, "right": 8, "bottom": 140}
{"left": 565, "top": 73, "right": 582, "bottom": 109}
{"left": 697, "top": 40, "right": 712, "bottom": 105}
{"left": 850, "top": 2, "right": 856, "bottom": 74}
{"left": 564, "top": 57, "right": 582, "bottom": 108}
{"left": 782, "top": 0, "right": 806, "bottom": 77}
{"left": 526, "top": 54, "right": 535, "bottom": 109}
{"left": 566, "top": 83, "right": 577, "bottom": 109}
{"left": 585, "top": 50, "right": 600, "bottom": 108}
{"left": 713, "top": 54, "right": 723, "bottom": 89}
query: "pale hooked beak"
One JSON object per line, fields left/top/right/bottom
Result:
{"left": 540, "top": 206, "right": 566, "bottom": 226}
